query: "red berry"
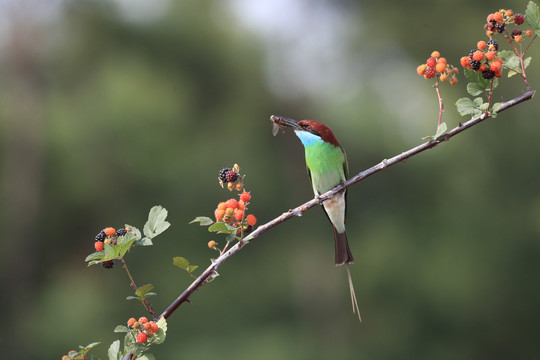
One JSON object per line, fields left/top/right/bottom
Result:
{"left": 215, "top": 208, "right": 225, "bottom": 222}
{"left": 514, "top": 13, "right": 524, "bottom": 25}
{"left": 423, "top": 67, "right": 436, "bottom": 79}
{"left": 239, "top": 192, "right": 251, "bottom": 203}
{"left": 472, "top": 50, "right": 484, "bottom": 61}
{"left": 127, "top": 318, "right": 136, "bottom": 327}
{"left": 225, "top": 199, "right": 239, "bottom": 209}
{"left": 460, "top": 56, "right": 470, "bottom": 67}
{"left": 144, "top": 323, "right": 151, "bottom": 330}
{"left": 490, "top": 61, "right": 501, "bottom": 73}
{"left": 208, "top": 240, "right": 217, "bottom": 249}
{"left": 94, "top": 241, "right": 104, "bottom": 252}
{"left": 430, "top": 51, "right": 440, "bottom": 58}
{"left": 435, "top": 62, "right": 446, "bottom": 73}
{"left": 149, "top": 321, "right": 158, "bottom": 333}
{"left": 493, "top": 12, "right": 502, "bottom": 22}
{"left": 138, "top": 317, "right": 148, "bottom": 324}
{"left": 246, "top": 214, "right": 257, "bottom": 227}
{"left": 477, "top": 40, "right": 486, "bottom": 50}
{"left": 217, "top": 202, "right": 227, "bottom": 210}
{"left": 417, "top": 64, "right": 427, "bottom": 76}
{"left": 426, "top": 57, "right": 436, "bottom": 68}
{"left": 104, "top": 227, "right": 116, "bottom": 236}
{"left": 485, "top": 51, "right": 495, "bottom": 61}
{"left": 234, "top": 210, "right": 244, "bottom": 221}
{"left": 136, "top": 332, "right": 147, "bottom": 343}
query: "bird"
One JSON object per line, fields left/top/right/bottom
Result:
{"left": 270, "top": 115, "right": 361, "bottom": 320}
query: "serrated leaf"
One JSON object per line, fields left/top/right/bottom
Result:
{"left": 456, "top": 97, "right": 482, "bottom": 117}
{"left": 187, "top": 265, "right": 199, "bottom": 273}
{"left": 435, "top": 122, "right": 447, "bottom": 138}
{"left": 153, "top": 318, "right": 167, "bottom": 344}
{"left": 492, "top": 102, "right": 502, "bottom": 113}
{"left": 467, "top": 82, "right": 486, "bottom": 96}
{"left": 173, "top": 256, "right": 190, "bottom": 270}
{"left": 144, "top": 206, "right": 170, "bottom": 239}
{"left": 135, "top": 284, "right": 154, "bottom": 297}
{"left": 498, "top": 50, "right": 514, "bottom": 61}
{"left": 137, "top": 237, "right": 153, "bottom": 246}
{"left": 526, "top": 1, "right": 540, "bottom": 30}
{"left": 208, "top": 222, "right": 237, "bottom": 234}
{"left": 85, "top": 251, "right": 104, "bottom": 262}
{"left": 473, "top": 97, "right": 484, "bottom": 107}
{"left": 114, "top": 325, "right": 130, "bottom": 333}
{"left": 104, "top": 243, "right": 120, "bottom": 260}
{"left": 524, "top": 57, "right": 532, "bottom": 69}
{"left": 126, "top": 225, "right": 141, "bottom": 241}
{"left": 225, "top": 234, "right": 237, "bottom": 242}
{"left": 190, "top": 216, "right": 214, "bottom": 226}
{"left": 108, "top": 340, "right": 121, "bottom": 360}
{"left": 479, "top": 102, "right": 489, "bottom": 111}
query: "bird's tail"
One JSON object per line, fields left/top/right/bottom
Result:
{"left": 333, "top": 227, "right": 354, "bottom": 265}
{"left": 346, "top": 263, "right": 362, "bottom": 322}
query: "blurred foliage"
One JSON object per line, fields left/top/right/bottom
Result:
{"left": 1, "top": 0, "right": 540, "bottom": 359}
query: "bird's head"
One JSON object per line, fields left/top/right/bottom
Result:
{"left": 270, "top": 115, "right": 340, "bottom": 147}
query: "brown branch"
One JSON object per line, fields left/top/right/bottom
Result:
{"left": 122, "top": 89, "right": 535, "bottom": 359}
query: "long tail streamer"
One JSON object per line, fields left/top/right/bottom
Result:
{"left": 346, "top": 263, "right": 362, "bottom": 322}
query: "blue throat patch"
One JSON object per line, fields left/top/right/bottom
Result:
{"left": 294, "top": 130, "right": 322, "bottom": 147}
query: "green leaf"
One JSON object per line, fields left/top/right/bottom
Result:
{"left": 526, "top": 1, "right": 540, "bottom": 30}
{"left": 456, "top": 97, "right": 482, "bottom": 117}
{"left": 190, "top": 216, "right": 214, "bottom": 226}
{"left": 225, "top": 234, "right": 237, "bottom": 242}
{"left": 135, "top": 284, "right": 154, "bottom": 297}
{"left": 85, "top": 251, "right": 104, "bottom": 262}
{"left": 467, "top": 82, "right": 486, "bottom": 96}
{"left": 434, "top": 122, "right": 448, "bottom": 139}
{"left": 153, "top": 318, "right": 167, "bottom": 344}
{"left": 524, "top": 56, "right": 532, "bottom": 69}
{"left": 126, "top": 296, "right": 138, "bottom": 301}
{"left": 173, "top": 256, "right": 190, "bottom": 270}
{"left": 138, "top": 237, "right": 153, "bottom": 246}
{"left": 208, "top": 222, "right": 237, "bottom": 234}
{"left": 108, "top": 340, "right": 121, "bottom": 360}
{"left": 144, "top": 206, "right": 171, "bottom": 239}
{"left": 187, "top": 264, "right": 199, "bottom": 273}
{"left": 114, "top": 325, "right": 130, "bottom": 333}
{"left": 104, "top": 243, "right": 120, "bottom": 260}
{"left": 491, "top": 102, "right": 502, "bottom": 118}
{"left": 127, "top": 225, "right": 142, "bottom": 241}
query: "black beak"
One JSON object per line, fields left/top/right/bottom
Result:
{"left": 270, "top": 115, "right": 302, "bottom": 130}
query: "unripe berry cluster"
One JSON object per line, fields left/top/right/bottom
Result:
{"left": 218, "top": 163, "right": 244, "bottom": 191}
{"left": 214, "top": 192, "right": 257, "bottom": 230}
{"left": 94, "top": 226, "right": 132, "bottom": 268}
{"left": 460, "top": 39, "right": 503, "bottom": 79}
{"left": 417, "top": 51, "right": 459, "bottom": 85}
{"left": 484, "top": 9, "right": 533, "bottom": 43}
{"left": 127, "top": 316, "right": 160, "bottom": 344}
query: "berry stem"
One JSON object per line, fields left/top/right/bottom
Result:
{"left": 507, "top": 33, "right": 531, "bottom": 90}
{"left": 434, "top": 78, "right": 444, "bottom": 133}
{"left": 121, "top": 258, "right": 156, "bottom": 319}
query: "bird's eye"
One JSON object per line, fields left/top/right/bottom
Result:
{"left": 306, "top": 125, "right": 312, "bottom": 130}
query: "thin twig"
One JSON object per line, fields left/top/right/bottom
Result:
{"left": 121, "top": 258, "right": 156, "bottom": 319}
{"left": 122, "top": 89, "right": 535, "bottom": 360}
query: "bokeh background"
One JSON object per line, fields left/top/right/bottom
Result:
{"left": 1, "top": 0, "right": 540, "bottom": 359}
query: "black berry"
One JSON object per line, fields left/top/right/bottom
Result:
{"left": 219, "top": 168, "right": 231, "bottom": 182}
{"left": 95, "top": 230, "right": 106, "bottom": 242}
{"left": 514, "top": 14, "right": 524, "bottom": 25}
{"left": 470, "top": 60, "right": 481, "bottom": 71}
{"left": 102, "top": 260, "right": 115, "bottom": 269}
{"left": 496, "top": 24, "right": 505, "bottom": 33}
{"left": 512, "top": 29, "right": 522, "bottom": 38}
{"left": 482, "top": 69, "right": 495, "bottom": 79}
{"left": 225, "top": 170, "right": 238, "bottom": 183}
{"left": 487, "top": 39, "right": 499, "bottom": 51}
{"left": 116, "top": 228, "right": 127, "bottom": 236}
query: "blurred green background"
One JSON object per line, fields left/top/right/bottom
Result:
{"left": 1, "top": 0, "right": 540, "bottom": 359}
